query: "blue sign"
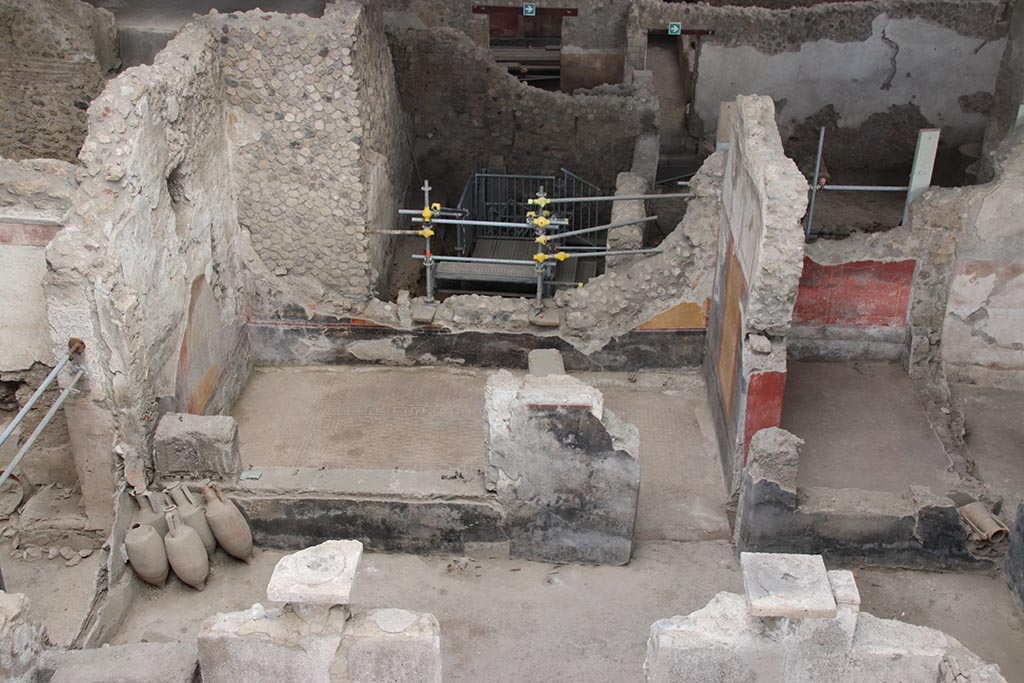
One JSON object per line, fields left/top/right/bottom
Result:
{"left": 668, "top": 22, "right": 682, "bottom": 35}
{"left": 523, "top": 3, "right": 537, "bottom": 16}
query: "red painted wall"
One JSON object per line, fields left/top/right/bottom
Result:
{"left": 743, "top": 370, "right": 787, "bottom": 464}
{"left": 794, "top": 258, "right": 915, "bottom": 328}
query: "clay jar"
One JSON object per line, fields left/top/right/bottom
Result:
{"left": 200, "top": 481, "right": 253, "bottom": 563}
{"left": 125, "top": 523, "right": 169, "bottom": 587}
{"left": 131, "top": 489, "right": 169, "bottom": 537}
{"left": 163, "top": 505, "right": 210, "bottom": 591}
{"left": 164, "top": 481, "right": 216, "bottom": 555}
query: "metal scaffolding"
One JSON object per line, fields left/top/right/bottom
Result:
{"left": 397, "top": 175, "right": 676, "bottom": 310}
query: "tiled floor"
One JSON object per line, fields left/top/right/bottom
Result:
{"left": 232, "top": 366, "right": 487, "bottom": 472}
{"left": 781, "top": 361, "right": 957, "bottom": 495}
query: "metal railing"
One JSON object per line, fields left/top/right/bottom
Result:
{"left": 0, "top": 338, "right": 86, "bottom": 592}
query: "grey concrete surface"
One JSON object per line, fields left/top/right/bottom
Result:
{"left": 0, "top": 537, "right": 102, "bottom": 646}
{"left": 105, "top": 542, "right": 1024, "bottom": 682}
{"left": 954, "top": 385, "right": 1024, "bottom": 510}
{"left": 781, "top": 361, "right": 956, "bottom": 495}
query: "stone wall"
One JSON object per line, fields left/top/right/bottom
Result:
{"left": 386, "top": 26, "right": 652, "bottom": 202}
{"left": 45, "top": 23, "right": 252, "bottom": 530}
{"left": 633, "top": 0, "right": 1006, "bottom": 165}
{"left": 704, "top": 95, "right": 807, "bottom": 492}
{"left": 0, "top": 0, "right": 118, "bottom": 162}
{"left": 217, "top": 3, "right": 413, "bottom": 315}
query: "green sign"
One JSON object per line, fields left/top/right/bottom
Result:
{"left": 523, "top": 3, "right": 536, "bottom": 16}
{"left": 668, "top": 22, "right": 682, "bottom": 35}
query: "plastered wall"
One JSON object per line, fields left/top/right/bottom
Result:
{"left": 0, "top": 0, "right": 118, "bottom": 162}
{"left": 45, "top": 24, "right": 252, "bottom": 529}
{"left": 633, "top": 0, "right": 1006, "bottom": 166}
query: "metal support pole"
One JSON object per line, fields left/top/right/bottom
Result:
{"left": 804, "top": 126, "right": 825, "bottom": 239}
{"left": 564, "top": 248, "right": 663, "bottom": 259}
{"left": 903, "top": 129, "right": 940, "bottom": 225}
{"left": 0, "top": 355, "right": 70, "bottom": 450}
{"left": 412, "top": 216, "right": 568, "bottom": 229}
{"left": 822, "top": 185, "right": 909, "bottom": 192}
{"left": 0, "top": 369, "right": 85, "bottom": 490}
{"left": 546, "top": 192, "right": 692, "bottom": 204}
{"left": 412, "top": 254, "right": 538, "bottom": 266}
{"left": 534, "top": 263, "right": 545, "bottom": 311}
{"left": 544, "top": 215, "right": 658, "bottom": 242}
{"left": 424, "top": 234, "right": 435, "bottom": 304}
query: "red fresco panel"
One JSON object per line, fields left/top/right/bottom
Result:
{"left": 742, "top": 370, "right": 787, "bottom": 464}
{"left": 793, "top": 258, "right": 915, "bottom": 328}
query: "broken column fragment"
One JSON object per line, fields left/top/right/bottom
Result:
{"left": 199, "top": 540, "right": 442, "bottom": 682}
{"left": 485, "top": 370, "right": 640, "bottom": 565}
{"left": 154, "top": 413, "right": 241, "bottom": 482}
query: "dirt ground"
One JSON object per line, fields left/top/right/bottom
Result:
{"left": 103, "top": 542, "right": 1024, "bottom": 682}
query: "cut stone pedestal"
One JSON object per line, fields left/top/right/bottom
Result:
{"left": 154, "top": 413, "right": 241, "bottom": 481}
{"left": 337, "top": 609, "right": 443, "bottom": 683}
{"left": 527, "top": 349, "right": 566, "bottom": 376}
{"left": 267, "top": 540, "right": 363, "bottom": 618}
{"left": 741, "top": 552, "right": 837, "bottom": 618}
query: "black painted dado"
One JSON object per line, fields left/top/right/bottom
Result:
{"left": 247, "top": 311, "right": 705, "bottom": 370}
{"left": 235, "top": 495, "right": 506, "bottom": 554}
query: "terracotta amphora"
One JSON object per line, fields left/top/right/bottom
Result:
{"left": 200, "top": 481, "right": 252, "bottom": 563}
{"left": 163, "top": 505, "right": 210, "bottom": 590}
{"left": 131, "top": 488, "right": 169, "bottom": 537}
{"left": 125, "top": 522, "right": 169, "bottom": 587}
{"left": 164, "top": 481, "right": 216, "bottom": 555}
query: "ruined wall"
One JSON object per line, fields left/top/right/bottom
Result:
{"left": 217, "top": 4, "right": 412, "bottom": 317}
{"left": 0, "top": 0, "right": 118, "bottom": 162}
{"left": 377, "top": 0, "right": 630, "bottom": 91}
{"left": 0, "top": 158, "right": 79, "bottom": 488}
{"left": 45, "top": 24, "right": 251, "bottom": 529}
{"left": 386, "top": 26, "right": 652, "bottom": 201}
{"left": 705, "top": 95, "right": 808, "bottom": 492}
{"left": 633, "top": 0, "right": 1006, "bottom": 165}
{"left": 941, "top": 130, "right": 1024, "bottom": 389}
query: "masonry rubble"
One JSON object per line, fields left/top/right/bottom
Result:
{"left": 484, "top": 367, "right": 640, "bottom": 565}
{"left": 645, "top": 551, "right": 1008, "bottom": 682}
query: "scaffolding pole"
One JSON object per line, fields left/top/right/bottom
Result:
{"left": 545, "top": 192, "right": 692, "bottom": 204}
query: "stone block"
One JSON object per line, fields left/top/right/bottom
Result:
{"left": 741, "top": 552, "right": 837, "bottom": 618}
{"left": 154, "top": 413, "right": 240, "bottom": 481}
{"left": 527, "top": 349, "right": 565, "bottom": 376}
{"left": 197, "top": 603, "right": 347, "bottom": 683}
{"left": 267, "top": 540, "right": 363, "bottom": 607}
{"left": 0, "top": 592, "right": 44, "bottom": 683}
{"left": 337, "top": 609, "right": 442, "bottom": 683}
{"left": 42, "top": 641, "right": 199, "bottom": 683}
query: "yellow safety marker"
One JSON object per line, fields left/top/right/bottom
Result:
{"left": 417, "top": 228, "right": 435, "bottom": 238}
{"left": 526, "top": 211, "right": 537, "bottom": 218}
{"left": 532, "top": 216, "right": 551, "bottom": 229}
{"left": 532, "top": 251, "right": 569, "bottom": 263}
{"left": 535, "top": 234, "right": 549, "bottom": 245}
{"left": 528, "top": 197, "right": 552, "bottom": 209}
{"left": 421, "top": 206, "right": 433, "bottom": 222}
{"left": 430, "top": 202, "right": 441, "bottom": 211}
